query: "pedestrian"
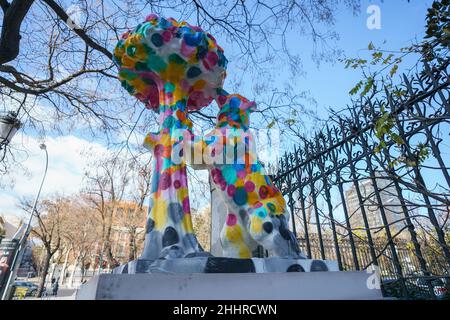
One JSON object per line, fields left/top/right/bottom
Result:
{"left": 51, "top": 278, "right": 59, "bottom": 296}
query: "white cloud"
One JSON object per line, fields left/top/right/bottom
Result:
{"left": 0, "top": 134, "right": 108, "bottom": 216}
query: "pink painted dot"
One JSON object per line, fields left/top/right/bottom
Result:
{"left": 237, "top": 170, "right": 247, "bottom": 179}
{"left": 244, "top": 181, "right": 255, "bottom": 192}
{"left": 174, "top": 180, "right": 181, "bottom": 189}
{"left": 226, "top": 213, "right": 237, "bottom": 226}
{"left": 227, "top": 184, "right": 236, "bottom": 197}
{"left": 145, "top": 14, "right": 158, "bottom": 21}
{"left": 159, "top": 172, "right": 171, "bottom": 190}
{"left": 162, "top": 31, "right": 172, "bottom": 42}
{"left": 182, "top": 197, "right": 190, "bottom": 213}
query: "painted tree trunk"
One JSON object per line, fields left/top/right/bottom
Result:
{"left": 68, "top": 256, "right": 79, "bottom": 289}
{"left": 59, "top": 246, "right": 72, "bottom": 285}
{"left": 140, "top": 85, "right": 203, "bottom": 260}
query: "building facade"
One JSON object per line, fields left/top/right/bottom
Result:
{"left": 345, "top": 174, "right": 408, "bottom": 239}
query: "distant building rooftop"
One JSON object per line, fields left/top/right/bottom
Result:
{"left": 0, "top": 213, "right": 23, "bottom": 239}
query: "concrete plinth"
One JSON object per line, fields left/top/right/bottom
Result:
{"left": 113, "top": 257, "right": 339, "bottom": 274}
{"left": 76, "top": 271, "right": 382, "bottom": 300}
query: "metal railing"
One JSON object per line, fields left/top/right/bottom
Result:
{"left": 273, "top": 57, "right": 450, "bottom": 299}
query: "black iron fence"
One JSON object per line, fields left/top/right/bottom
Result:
{"left": 273, "top": 57, "right": 450, "bottom": 299}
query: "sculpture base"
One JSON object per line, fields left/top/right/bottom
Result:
{"left": 112, "top": 257, "right": 339, "bottom": 274}
{"left": 76, "top": 271, "right": 382, "bottom": 300}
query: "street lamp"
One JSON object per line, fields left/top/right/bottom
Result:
{"left": 0, "top": 143, "right": 48, "bottom": 300}
{"left": 0, "top": 111, "right": 21, "bottom": 149}
{"left": 0, "top": 111, "right": 21, "bottom": 163}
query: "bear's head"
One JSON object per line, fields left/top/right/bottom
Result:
{"left": 215, "top": 93, "right": 256, "bottom": 130}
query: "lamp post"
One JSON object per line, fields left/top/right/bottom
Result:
{"left": 0, "top": 143, "right": 48, "bottom": 300}
{"left": 0, "top": 111, "right": 21, "bottom": 153}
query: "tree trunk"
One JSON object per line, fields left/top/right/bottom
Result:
{"left": 128, "top": 229, "right": 136, "bottom": 261}
{"left": 48, "top": 262, "right": 56, "bottom": 285}
{"left": 68, "top": 262, "right": 78, "bottom": 288}
{"left": 36, "top": 250, "right": 51, "bottom": 297}
{"left": 59, "top": 246, "right": 72, "bottom": 285}
{"left": 104, "top": 225, "right": 118, "bottom": 268}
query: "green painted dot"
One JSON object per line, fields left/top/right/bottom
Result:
{"left": 163, "top": 116, "right": 175, "bottom": 128}
{"left": 121, "top": 81, "right": 135, "bottom": 94}
{"left": 162, "top": 158, "right": 171, "bottom": 170}
{"left": 147, "top": 54, "right": 167, "bottom": 72}
{"left": 143, "top": 43, "right": 155, "bottom": 55}
{"left": 135, "top": 61, "right": 149, "bottom": 71}
{"left": 222, "top": 166, "right": 237, "bottom": 184}
{"left": 119, "top": 69, "right": 138, "bottom": 80}
{"left": 168, "top": 53, "right": 187, "bottom": 65}
{"left": 126, "top": 45, "right": 136, "bottom": 56}
{"left": 267, "top": 202, "right": 276, "bottom": 212}
{"left": 164, "top": 82, "right": 175, "bottom": 93}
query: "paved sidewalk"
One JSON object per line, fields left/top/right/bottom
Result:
{"left": 25, "top": 289, "right": 77, "bottom": 300}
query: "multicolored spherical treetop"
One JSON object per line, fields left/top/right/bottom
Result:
{"left": 114, "top": 14, "right": 228, "bottom": 260}
{"left": 114, "top": 13, "right": 227, "bottom": 111}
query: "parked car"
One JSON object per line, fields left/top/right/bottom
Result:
{"left": 414, "top": 277, "right": 449, "bottom": 299}
{"left": 382, "top": 276, "right": 450, "bottom": 300}
{"left": 13, "top": 281, "right": 38, "bottom": 297}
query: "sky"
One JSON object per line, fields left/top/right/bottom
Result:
{"left": 0, "top": 0, "right": 436, "bottom": 220}
{"left": 297, "top": 0, "right": 433, "bottom": 116}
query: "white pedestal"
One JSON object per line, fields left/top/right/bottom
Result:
{"left": 76, "top": 271, "right": 382, "bottom": 300}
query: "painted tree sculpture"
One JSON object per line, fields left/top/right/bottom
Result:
{"left": 114, "top": 15, "right": 304, "bottom": 265}
{"left": 114, "top": 14, "right": 227, "bottom": 260}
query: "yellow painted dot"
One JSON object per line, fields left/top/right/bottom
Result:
{"left": 250, "top": 215, "right": 263, "bottom": 234}
{"left": 182, "top": 214, "right": 194, "bottom": 233}
{"left": 238, "top": 246, "right": 252, "bottom": 258}
{"left": 225, "top": 225, "right": 244, "bottom": 243}
{"left": 152, "top": 199, "right": 167, "bottom": 230}
{"left": 193, "top": 79, "right": 206, "bottom": 90}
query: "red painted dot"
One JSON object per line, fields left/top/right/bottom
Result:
{"left": 154, "top": 144, "right": 164, "bottom": 156}
{"left": 259, "top": 186, "right": 268, "bottom": 199}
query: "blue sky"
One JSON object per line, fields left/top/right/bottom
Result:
{"left": 297, "top": 0, "right": 433, "bottom": 118}
{"left": 0, "top": 0, "right": 437, "bottom": 219}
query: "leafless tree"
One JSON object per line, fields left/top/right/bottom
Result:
{"left": 21, "top": 195, "right": 66, "bottom": 297}
{"left": 82, "top": 154, "right": 131, "bottom": 268}
{"left": 0, "top": 0, "right": 361, "bottom": 174}
{"left": 58, "top": 197, "right": 99, "bottom": 283}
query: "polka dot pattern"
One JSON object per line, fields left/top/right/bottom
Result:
{"left": 114, "top": 14, "right": 227, "bottom": 111}
{"left": 209, "top": 92, "right": 302, "bottom": 259}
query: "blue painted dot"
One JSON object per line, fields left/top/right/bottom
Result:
{"left": 229, "top": 97, "right": 241, "bottom": 108}
{"left": 233, "top": 187, "right": 248, "bottom": 206}
{"left": 184, "top": 32, "right": 201, "bottom": 46}
{"left": 151, "top": 33, "right": 164, "bottom": 47}
{"left": 222, "top": 166, "right": 237, "bottom": 184}
{"left": 187, "top": 66, "right": 202, "bottom": 78}
{"left": 256, "top": 207, "right": 268, "bottom": 218}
